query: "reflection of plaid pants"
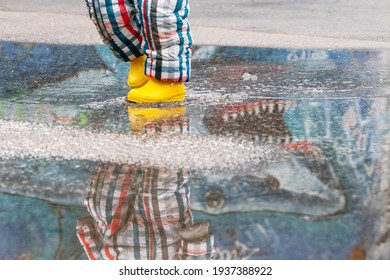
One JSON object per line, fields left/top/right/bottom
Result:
{"left": 77, "top": 163, "right": 214, "bottom": 260}
{"left": 86, "top": 0, "right": 192, "bottom": 82}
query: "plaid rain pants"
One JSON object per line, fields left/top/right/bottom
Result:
{"left": 86, "top": 0, "right": 192, "bottom": 82}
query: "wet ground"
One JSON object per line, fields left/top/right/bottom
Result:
{"left": 1, "top": 41, "right": 390, "bottom": 260}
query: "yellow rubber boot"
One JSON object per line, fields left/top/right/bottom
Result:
{"left": 128, "top": 106, "right": 187, "bottom": 134}
{"left": 127, "top": 78, "right": 186, "bottom": 104}
{"left": 128, "top": 55, "right": 149, "bottom": 88}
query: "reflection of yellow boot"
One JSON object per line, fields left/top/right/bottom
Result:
{"left": 127, "top": 78, "right": 186, "bottom": 104}
{"left": 128, "top": 106, "right": 187, "bottom": 134}
{"left": 128, "top": 55, "right": 149, "bottom": 88}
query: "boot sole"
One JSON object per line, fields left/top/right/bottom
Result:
{"left": 126, "top": 98, "right": 186, "bottom": 108}
{"left": 127, "top": 91, "right": 185, "bottom": 105}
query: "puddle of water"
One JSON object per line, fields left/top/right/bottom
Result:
{"left": 0, "top": 193, "right": 87, "bottom": 260}
{"left": 1, "top": 42, "right": 390, "bottom": 260}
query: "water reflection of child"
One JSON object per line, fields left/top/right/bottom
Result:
{"left": 77, "top": 106, "right": 215, "bottom": 260}
{"left": 77, "top": 163, "right": 214, "bottom": 260}
{"left": 85, "top": 0, "right": 192, "bottom": 104}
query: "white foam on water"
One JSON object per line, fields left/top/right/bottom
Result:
{"left": 0, "top": 120, "right": 284, "bottom": 171}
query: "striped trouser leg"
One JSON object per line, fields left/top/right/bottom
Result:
{"left": 85, "top": 0, "right": 144, "bottom": 61}
{"left": 136, "top": 0, "right": 193, "bottom": 82}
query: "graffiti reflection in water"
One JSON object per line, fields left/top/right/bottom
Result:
{"left": 0, "top": 42, "right": 390, "bottom": 259}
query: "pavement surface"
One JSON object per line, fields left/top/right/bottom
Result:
{"left": 0, "top": 0, "right": 390, "bottom": 260}
{"left": 1, "top": 0, "right": 390, "bottom": 48}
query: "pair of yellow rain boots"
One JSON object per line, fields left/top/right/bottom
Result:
{"left": 127, "top": 55, "right": 185, "bottom": 104}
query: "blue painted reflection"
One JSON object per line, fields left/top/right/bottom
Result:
{"left": 194, "top": 95, "right": 390, "bottom": 259}
{"left": 0, "top": 193, "right": 87, "bottom": 259}
{"left": 0, "top": 42, "right": 106, "bottom": 93}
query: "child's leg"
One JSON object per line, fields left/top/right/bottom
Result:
{"left": 85, "top": 0, "right": 144, "bottom": 61}
{"left": 136, "top": 0, "right": 193, "bottom": 82}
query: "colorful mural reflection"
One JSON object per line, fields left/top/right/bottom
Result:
{"left": 0, "top": 42, "right": 389, "bottom": 259}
